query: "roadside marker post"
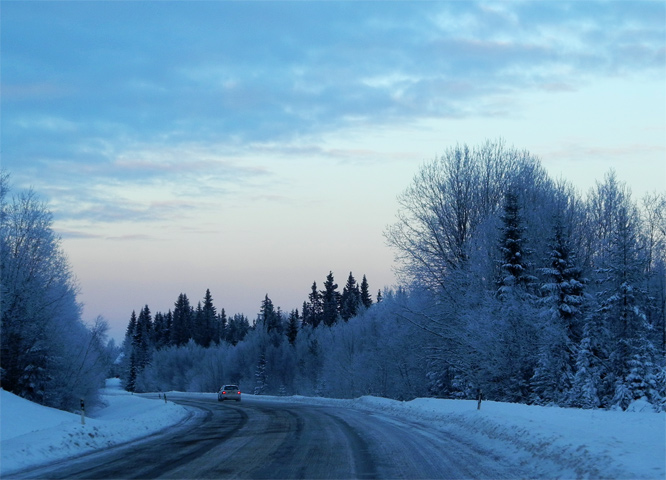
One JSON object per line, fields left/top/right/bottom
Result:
{"left": 80, "top": 399, "right": 85, "bottom": 425}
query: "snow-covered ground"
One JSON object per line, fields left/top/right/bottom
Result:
{"left": 0, "top": 379, "right": 190, "bottom": 475}
{"left": 1, "top": 380, "right": 664, "bottom": 479}
{"left": 305, "top": 396, "right": 665, "bottom": 480}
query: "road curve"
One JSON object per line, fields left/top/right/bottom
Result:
{"left": 9, "top": 394, "right": 525, "bottom": 479}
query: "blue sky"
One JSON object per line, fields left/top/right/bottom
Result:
{"left": 2, "top": 1, "right": 665, "bottom": 342}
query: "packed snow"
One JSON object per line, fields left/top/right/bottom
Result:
{"left": 1, "top": 379, "right": 663, "bottom": 479}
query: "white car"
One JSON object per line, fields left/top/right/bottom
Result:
{"left": 218, "top": 385, "right": 241, "bottom": 402}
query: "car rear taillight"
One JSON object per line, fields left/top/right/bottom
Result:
{"left": 222, "top": 391, "right": 226, "bottom": 394}
{"left": 238, "top": 391, "right": 241, "bottom": 394}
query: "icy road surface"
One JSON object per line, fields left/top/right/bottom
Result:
{"left": 7, "top": 394, "right": 532, "bottom": 479}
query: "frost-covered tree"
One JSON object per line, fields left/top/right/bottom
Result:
{"left": 0, "top": 175, "right": 109, "bottom": 410}
{"left": 385, "top": 139, "right": 541, "bottom": 290}
{"left": 497, "top": 188, "right": 536, "bottom": 298}
{"left": 580, "top": 172, "right": 664, "bottom": 409}
{"left": 254, "top": 352, "right": 268, "bottom": 394}
{"left": 531, "top": 214, "right": 587, "bottom": 405}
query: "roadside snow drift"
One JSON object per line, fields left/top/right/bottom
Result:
{"left": 0, "top": 379, "right": 190, "bottom": 475}
{"left": 351, "top": 396, "right": 665, "bottom": 480}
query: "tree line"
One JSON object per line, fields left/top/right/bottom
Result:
{"left": 121, "top": 271, "right": 377, "bottom": 392}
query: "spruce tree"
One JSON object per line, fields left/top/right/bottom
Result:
{"left": 497, "top": 189, "right": 534, "bottom": 298}
{"left": 193, "top": 301, "right": 204, "bottom": 345}
{"left": 494, "top": 189, "right": 538, "bottom": 402}
{"left": 217, "top": 308, "right": 227, "bottom": 345}
{"left": 125, "top": 310, "right": 137, "bottom": 341}
{"left": 321, "top": 271, "right": 341, "bottom": 327}
{"left": 360, "top": 274, "right": 372, "bottom": 308}
{"left": 199, "top": 288, "right": 217, "bottom": 347}
{"left": 153, "top": 311, "right": 165, "bottom": 348}
{"left": 259, "top": 294, "right": 280, "bottom": 334}
{"left": 307, "top": 281, "right": 323, "bottom": 327}
{"left": 301, "top": 301, "right": 311, "bottom": 328}
{"left": 287, "top": 309, "right": 300, "bottom": 345}
{"left": 226, "top": 314, "right": 250, "bottom": 345}
{"left": 164, "top": 310, "right": 173, "bottom": 346}
{"left": 171, "top": 293, "right": 192, "bottom": 346}
{"left": 254, "top": 353, "right": 268, "bottom": 394}
{"left": 531, "top": 217, "right": 586, "bottom": 404}
{"left": 340, "top": 272, "right": 361, "bottom": 321}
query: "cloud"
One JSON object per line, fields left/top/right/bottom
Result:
{"left": 2, "top": 0, "right": 663, "bottom": 227}
{"left": 57, "top": 229, "right": 105, "bottom": 240}
{"left": 544, "top": 143, "right": 666, "bottom": 162}
{"left": 3, "top": 0, "right": 662, "bottom": 161}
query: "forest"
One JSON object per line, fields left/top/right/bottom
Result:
{"left": 2, "top": 139, "right": 665, "bottom": 412}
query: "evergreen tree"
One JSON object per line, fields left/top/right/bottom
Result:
{"left": 164, "top": 310, "right": 173, "bottom": 346}
{"left": 217, "top": 308, "right": 227, "bottom": 345}
{"left": 360, "top": 274, "right": 373, "bottom": 308}
{"left": 198, "top": 288, "right": 217, "bottom": 347}
{"left": 254, "top": 352, "right": 268, "bottom": 394}
{"left": 123, "top": 310, "right": 138, "bottom": 391}
{"left": 125, "top": 311, "right": 137, "bottom": 341}
{"left": 171, "top": 293, "right": 193, "bottom": 346}
{"left": 497, "top": 189, "right": 535, "bottom": 298}
{"left": 606, "top": 203, "right": 654, "bottom": 408}
{"left": 153, "top": 312, "right": 166, "bottom": 348}
{"left": 531, "top": 216, "right": 586, "bottom": 404}
{"left": 322, "top": 271, "right": 341, "bottom": 327}
{"left": 259, "top": 294, "right": 281, "bottom": 334}
{"left": 126, "top": 349, "right": 138, "bottom": 393}
{"left": 306, "top": 281, "right": 323, "bottom": 327}
{"left": 287, "top": 309, "right": 300, "bottom": 345}
{"left": 134, "top": 305, "right": 153, "bottom": 370}
{"left": 568, "top": 316, "right": 604, "bottom": 409}
{"left": 301, "top": 301, "right": 312, "bottom": 328}
{"left": 494, "top": 189, "right": 539, "bottom": 402}
{"left": 588, "top": 173, "right": 658, "bottom": 408}
{"left": 226, "top": 313, "right": 250, "bottom": 345}
{"left": 193, "top": 301, "right": 204, "bottom": 345}
{"left": 340, "top": 272, "right": 361, "bottom": 321}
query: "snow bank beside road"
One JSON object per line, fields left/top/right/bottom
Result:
{"left": 0, "top": 379, "right": 190, "bottom": 475}
{"left": 354, "top": 396, "right": 664, "bottom": 480}
{"left": 278, "top": 394, "right": 664, "bottom": 479}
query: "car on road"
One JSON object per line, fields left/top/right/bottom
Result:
{"left": 218, "top": 385, "right": 241, "bottom": 402}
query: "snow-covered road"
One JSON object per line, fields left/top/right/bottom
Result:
{"left": 1, "top": 379, "right": 664, "bottom": 479}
